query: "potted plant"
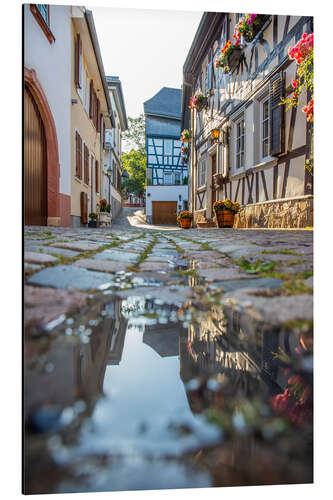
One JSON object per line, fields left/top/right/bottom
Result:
{"left": 177, "top": 210, "right": 193, "bottom": 229}
{"left": 213, "top": 199, "right": 240, "bottom": 228}
{"left": 233, "top": 14, "right": 270, "bottom": 44}
{"left": 215, "top": 40, "right": 244, "bottom": 74}
{"left": 189, "top": 93, "right": 208, "bottom": 112}
{"left": 88, "top": 212, "right": 99, "bottom": 228}
{"left": 180, "top": 129, "right": 190, "bottom": 143}
{"left": 98, "top": 199, "right": 112, "bottom": 227}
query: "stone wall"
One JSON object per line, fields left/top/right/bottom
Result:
{"left": 233, "top": 196, "right": 313, "bottom": 229}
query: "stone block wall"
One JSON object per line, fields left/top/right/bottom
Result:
{"left": 233, "top": 196, "right": 313, "bottom": 229}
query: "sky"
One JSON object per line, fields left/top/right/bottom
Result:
{"left": 89, "top": 6, "right": 203, "bottom": 119}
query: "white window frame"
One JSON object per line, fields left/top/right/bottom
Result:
{"left": 234, "top": 115, "right": 245, "bottom": 170}
{"left": 197, "top": 158, "right": 206, "bottom": 188}
{"left": 164, "top": 139, "right": 172, "bottom": 156}
{"left": 164, "top": 171, "right": 173, "bottom": 185}
{"left": 174, "top": 172, "right": 181, "bottom": 185}
{"left": 260, "top": 95, "right": 270, "bottom": 161}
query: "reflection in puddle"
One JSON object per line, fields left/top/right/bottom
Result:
{"left": 24, "top": 293, "right": 313, "bottom": 493}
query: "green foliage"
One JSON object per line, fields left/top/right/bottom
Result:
{"left": 122, "top": 149, "right": 146, "bottom": 196}
{"left": 123, "top": 114, "right": 146, "bottom": 154}
{"left": 237, "top": 258, "right": 276, "bottom": 274}
{"left": 122, "top": 114, "right": 146, "bottom": 196}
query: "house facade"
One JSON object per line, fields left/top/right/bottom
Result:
{"left": 181, "top": 13, "right": 313, "bottom": 228}
{"left": 24, "top": 4, "right": 72, "bottom": 226}
{"left": 144, "top": 87, "right": 189, "bottom": 225}
{"left": 102, "top": 76, "right": 128, "bottom": 220}
{"left": 70, "top": 7, "right": 112, "bottom": 227}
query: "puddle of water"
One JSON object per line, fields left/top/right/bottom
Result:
{"left": 24, "top": 291, "right": 313, "bottom": 494}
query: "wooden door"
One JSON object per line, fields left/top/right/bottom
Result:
{"left": 211, "top": 153, "right": 217, "bottom": 212}
{"left": 152, "top": 201, "right": 177, "bottom": 225}
{"left": 24, "top": 85, "right": 47, "bottom": 225}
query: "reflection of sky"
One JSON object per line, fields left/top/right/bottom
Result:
{"left": 76, "top": 324, "right": 221, "bottom": 458}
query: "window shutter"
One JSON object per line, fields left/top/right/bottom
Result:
{"left": 78, "top": 35, "right": 82, "bottom": 89}
{"left": 89, "top": 80, "right": 93, "bottom": 118}
{"left": 95, "top": 160, "right": 99, "bottom": 193}
{"left": 102, "top": 118, "right": 105, "bottom": 149}
{"left": 75, "top": 35, "right": 79, "bottom": 87}
{"left": 78, "top": 135, "right": 82, "bottom": 179}
{"left": 80, "top": 192, "right": 88, "bottom": 224}
{"left": 96, "top": 100, "right": 100, "bottom": 131}
{"left": 75, "top": 34, "right": 82, "bottom": 88}
{"left": 207, "top": 49, "right": 212, "bottom": 91}
{"left": 270, "top": 72, "right": 285, "bottom": 156}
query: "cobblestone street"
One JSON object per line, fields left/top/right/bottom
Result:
{"left": 24, "top": 209, "right": 313, "bottom": 493}
{"left": 25, "top": 207, "right": 313, "bottom": 330}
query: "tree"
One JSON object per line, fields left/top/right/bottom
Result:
{"left": 122, "top": 114, "right": 146, "bottom": 197}
{"left": 123, "top": 114, "right": 146, "bottom": 154}
{"left": 122, "top": 149, "right": 146, "bottom": 197}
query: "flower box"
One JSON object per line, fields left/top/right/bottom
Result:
{"left": 99, "top": 211, "right": 111, "bottom": 228}
{"left": 243, "top": 15, "right": 270, "bottom": 42}
{"left": 216, "top": 43, "right": 243, "bottom": 74}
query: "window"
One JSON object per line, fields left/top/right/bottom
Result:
{"left": 83, "top": 70, "right": 90, "bottom": 114}
{"left": 164, "top": 172, "right": 173, "bottom": 185}
{"left": 261, "top": 97, "right": 270, "bottom": 159}
{"left": 75, "top": 131, "right": 82, "bottom": 179}
{"left": 164, "top": 139, "right": 172, "bottom": 156}
{"left": 84, "top": 144, "right": 89, "bottom": 185}
{"left": 95, "top": 160, "right": 99, "bottom": 193}
{"left": 30, "top": 4, "right": 55, "bottom": 43}
{"left": 36, "top": 5, "right": 49, "bottom": 25}
{"left": 235, "top": 117, "right": 245, "bottom": 169}
{"left": 174, "top": 172, "right": 181, "bottom": 185}
{"left": 197, "top": 158, "right": 206, "bottom": 187}
{"left": 75, "top": 34, "right": 82, "bottom": 89}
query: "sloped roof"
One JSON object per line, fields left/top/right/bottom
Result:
{"left": 146, "top": 116, "right": 180, "bottom": 138}
{"left": 144, "top": 87, "right": 182, "bottom": 120}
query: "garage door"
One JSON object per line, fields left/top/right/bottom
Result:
{"left": 152, "top": 201, "right": 177, "bottom": 225}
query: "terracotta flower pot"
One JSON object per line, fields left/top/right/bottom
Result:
{"left": 180, "top": 218, "right": 192, "bottom": 229}
{"left": 215, "top": 209, "right": 235, "bottom": 228}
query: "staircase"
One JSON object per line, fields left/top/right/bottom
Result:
{"left": 196, "top": 215, "right": 217, "bottom": 229}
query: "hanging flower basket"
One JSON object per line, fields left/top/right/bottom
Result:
{"left": 216, "top": 42, "right": 244, "bottom": 74}
{"left": 180, "top": 129, "right": 190, "bottom": 143}
{"left": 243, "top": 15, "right": 270, "bottom": 42}
{"left": 189, "top": 93, "right": 208, "bottom": 112}
{"left": 213, "top": 199, "right": 240, "bottom": 228}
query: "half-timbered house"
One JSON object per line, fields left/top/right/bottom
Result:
{"left": 181, "top": 13, "right": 313, "bottom": 228}
{"left": 144, "top": 87, "right": 189, "bottom": 225}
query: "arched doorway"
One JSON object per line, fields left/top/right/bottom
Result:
{"left": 24, "top": 68, "right": 61, "bottom": 226}
{"left": 24, "top": 84, "right": 47, "bottom": 225}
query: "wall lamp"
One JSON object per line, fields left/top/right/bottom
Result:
{"left": 71, "top": 98, "right": 78, "bottom": 105}
{"left": 210, "top": 128, "right": 220, "bottom": 142}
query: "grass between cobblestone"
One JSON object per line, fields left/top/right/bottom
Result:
{"left": 24, "top": 233, "right": 147, "bottom": 278}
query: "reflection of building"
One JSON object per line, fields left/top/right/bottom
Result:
{"left": 143, "top": 323, "right": 182, "bottom": 358}
{"left": 24, "top": 299, "right": 128, "bottom": 416}
{"left": 144, "top": 87, "right": 189, "bottom": 225}
{"left": 179, "top": 304, "right": 288, "bottom": 413}
{"left": 106, "top": 301, "right": 128, "bottom": 365}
